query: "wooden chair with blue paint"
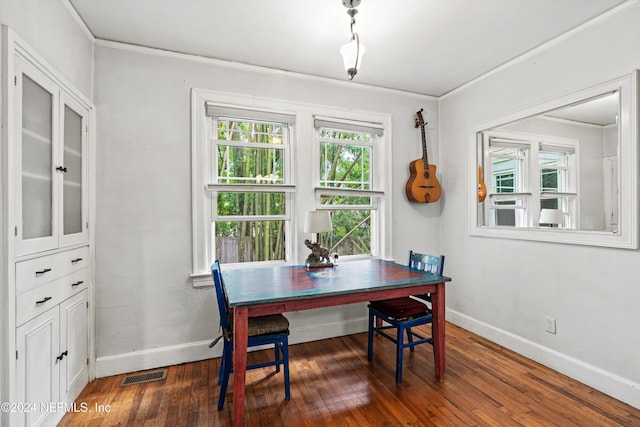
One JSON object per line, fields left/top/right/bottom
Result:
{"left": 210, "top": 260, "right": 291, "bottom": 409}
{"left": 367, "top": 251, "right": 445, "bottom": 383}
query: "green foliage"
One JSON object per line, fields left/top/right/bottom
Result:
{"left": 214, "top": 122, "right": 374, "bottom": 263}
{"left": 318, "top": 129, "right": 372, "bottom": 256}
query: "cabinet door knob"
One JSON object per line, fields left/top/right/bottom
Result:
{"left": 35, "top": 268, "right": 52, "bottom": 275}
{"left": 56, "top": 166, "right": 68, "bottom": 173}
{"left": 56, "top": 351, "right": 68, "bottom": 361}
{"left": 35, "top": 296, "right": 52, "bottom": 305}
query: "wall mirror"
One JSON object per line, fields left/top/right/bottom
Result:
{"left": 471, "top": 72, "right": 638, "bottom": 248}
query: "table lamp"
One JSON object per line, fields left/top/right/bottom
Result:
{"left": 303, "top": 211, "right": 333, "bottom": 267}
{"left": 539, "top": 208, "right": 564, "bottom": 228}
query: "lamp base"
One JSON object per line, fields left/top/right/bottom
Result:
{"left": 304, "top": 239, "right": 333, "bottom": 268}
{"left": 305, "top": 262, "right": 334, "bottom": 270}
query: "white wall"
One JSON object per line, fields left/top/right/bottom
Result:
{"left": 0, "top": 0, "right": 93, "bottom": 415}
{"left": 440, "top": 1, "right": 640, "bottom": 408}
{"left": 0, "top": 0, "right": 93, "bottom": 98}
{"left": 92, "top": 43, "right": 441, "bottom": 375}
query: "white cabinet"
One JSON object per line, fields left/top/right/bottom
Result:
{"left": 14, "top": 248, "right": 90, "bottom": 427}
{"left": 1, "top": 27, "right": 94, "bottom": 427}
{"left": 14, "top": 54, "right": 89, "bottom": 256}
{"left": 15, "top": 290, "right": 88, "bottom": 427}
{"left": 59, "top": 290, "right": 89, "bottom": 404}
{"left": 15, "top": 307, "right": 59, "bottom": 427}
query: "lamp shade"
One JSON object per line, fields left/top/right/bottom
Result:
{"left": 304, "top": 211, "right": 333, "bottom": 233}
{"left": 340, "top": 38, "right": 365, "bottom": 76}
{"left": 539, "top": 208, "right": 564, "bottom": 226}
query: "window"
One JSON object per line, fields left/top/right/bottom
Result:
{"left": 314, "top": 119, "right": 384, "bottom": 257}
{"left": 206, "top": 106, "right": 295, "bottom": 264}
{"left": 488, "top": 141, "right": 528, "bottom": 227}
{"left": 484, "top": 131, "right": 577, "bottom": 228}
{"left": 191, "top": 90, "right": 392, "bottom": 284}
{"left": 539, "top": 144, "right": 577, "bottom": 228}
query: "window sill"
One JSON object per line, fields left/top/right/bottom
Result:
{"left": 470, "top": 225, "right": 636, "bottom": 249}
{"left": 191, "top": 273, "right": 213, "bottom": 288}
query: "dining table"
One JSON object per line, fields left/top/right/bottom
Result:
{"left": 222, "top": 258, "right": 452, "bottom": 426}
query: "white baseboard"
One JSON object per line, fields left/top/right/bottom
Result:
{"left": 95, "top": 317, "right": 368, "bottom": 378}
{"left": 446, "top": 308, "right": 640, "bottom": 409}
{"left": 95, "top": 339, "right": 216, "bottom": 378}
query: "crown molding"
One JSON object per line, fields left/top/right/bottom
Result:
{"left": 61, "top": 0, "right": 95, "bottom": 43}
{"left": 94, "top": 38, "right": 437, "bottom": 101}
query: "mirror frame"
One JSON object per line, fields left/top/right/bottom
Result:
{"left": 470, "top": 72, "right": 638, "bottom": 249}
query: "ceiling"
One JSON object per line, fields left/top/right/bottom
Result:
{"left": 69, "top": 0, "right": 628, "bottom": 97}
{"left": 546, "top": 92, "right": 619, "bottom": 126}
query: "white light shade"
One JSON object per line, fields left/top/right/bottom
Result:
{"left": 304, "top": 211, "right": 333, "bottom": 233}
{"left": 340, "top": 38, "right": 365, "bottom": 75}
{"left": 539, "top": 208, "right": 564, "bottom": 226}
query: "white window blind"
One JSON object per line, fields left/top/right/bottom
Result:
{"left": 314, "top": 117, "right": 383, "bottom": 136}
{"left": 206, "top": 103, "right": 295, "bottom": 124}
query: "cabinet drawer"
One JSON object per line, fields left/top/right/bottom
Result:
{"left": 16, "top": 269, "right": 88, "bottom": 327}
{"left": 16, "top": 247, "right": 89, "bottom": 294}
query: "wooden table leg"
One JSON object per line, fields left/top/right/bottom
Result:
{"left": 233, "top": 306, "right": 249, "bottom": 427}
{"left": 431, "top": 282, "right": 446, "bottom": 380}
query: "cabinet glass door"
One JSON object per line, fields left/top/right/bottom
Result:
{"left": 60, "top": 94, "right": 88, "bottom": 247}
{"left": 15, "top": 55, "right": 90, "bottom": 255}
{"left": 21, "top": 75, "right": 53, "bottom": 239}
{"left": 16, "top": 55, "right": 60, "bottom": 256}
{"left": 63, "top": 105, "right": 82, "bottom": 235}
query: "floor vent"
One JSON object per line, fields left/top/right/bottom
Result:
{"left": 120, "top": 369, "right": 168, "bottom": 386}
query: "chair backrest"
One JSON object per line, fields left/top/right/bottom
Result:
{"left": 211, "top": 260, "right": 232, "bottom": 334}
{"left": 408, "top": 250, "right": 445, "bottom": 276}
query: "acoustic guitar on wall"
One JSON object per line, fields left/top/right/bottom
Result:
{"left": 405, "top": 109, "right": 441, "bottom": 203}
{"left": 478, "top": 165, "right": 487, "bottom": 202}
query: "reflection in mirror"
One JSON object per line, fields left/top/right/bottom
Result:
{"left": 477, "top": 91, "right": 619, "bottom": 233}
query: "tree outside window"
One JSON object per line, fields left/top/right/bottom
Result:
{"left": 212, "top": 116, "right": 292, "bottom": 263}
{"left": 316, "top": 125, "right": 381, "bottom": 257}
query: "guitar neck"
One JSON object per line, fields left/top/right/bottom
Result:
{"left": 421, "top": 125, "right": 430, "bottom": 168}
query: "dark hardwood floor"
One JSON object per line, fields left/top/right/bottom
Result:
{"left": 59, "top": 323, "right": 640, "bottom": 426}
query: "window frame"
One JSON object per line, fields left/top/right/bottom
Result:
{"left": 191, "top": 89, "right": 392, "bottom": 285}
{"left": 209, "top": 112, "right": 295, "bottom": 265}
{"left": 313, "top": 119, "right": 385, "bottom": 259}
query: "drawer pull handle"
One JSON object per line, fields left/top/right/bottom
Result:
{"left": 35, "top": 268, "right": 52, "bottom": 275}
{"left": 71, "top": 258, "right": 83, "bottom": 263}
{"left": 36, "top": 296, "right": 52, "bottom": 305}
{"left": 71, "top": 281, "right": 84, "bottom": 287}
{"left": 56, "top": 351, "right": 68, "bottom": 361}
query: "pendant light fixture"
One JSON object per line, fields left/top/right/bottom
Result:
{"left": 340, "top": 0, "right": 365, "bottom": 80}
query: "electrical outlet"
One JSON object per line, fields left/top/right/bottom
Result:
{"left": 545, "top": 316, "right": 557, "bottom": 334}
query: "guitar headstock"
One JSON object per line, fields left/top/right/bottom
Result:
{"left": 414, "top": 108, "right": 425, "bottom": 128}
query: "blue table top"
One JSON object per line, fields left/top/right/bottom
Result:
{"left": 221, "top": 259, "right": 451, "bottom": 307}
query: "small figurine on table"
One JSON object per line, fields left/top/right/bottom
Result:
{"left": 304, "top": 239, "right": 333, "bottom": 268}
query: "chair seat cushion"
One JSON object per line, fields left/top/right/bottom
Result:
{"left": 226, "top": 313, "right": 290, "bottom": 337}
{"left": 370, "top": 297, "right": 429, "bottom": 319}
{"left": 248, "top": 314, "right": 290, "bottom": 336}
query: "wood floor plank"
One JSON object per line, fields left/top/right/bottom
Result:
{"left": 59, "top": 323, "right": 640, "bottom": 426}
